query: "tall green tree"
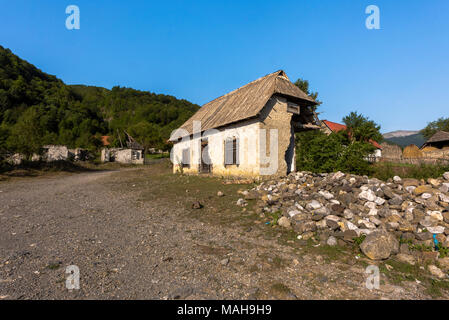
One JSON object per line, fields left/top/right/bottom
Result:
{"left": 127, "top": 122, "right": 164, "bottom": 153}
{"left": 6, "top": 107, "right": 44, "bottom": 159}
{"left": 293, "top": 78, "right": 321, "bottom": 111}
{"left": 421, "top": 117, "right": 449, "bottom": 139}
{"left": 296, "top": 111, "right": 382, "bottom": 175}
{"left": 342, "top": 111, "right": 383, "bottom": 144}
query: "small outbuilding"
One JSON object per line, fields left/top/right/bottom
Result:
{"left": 421, "top": 131, "right": 449, "bottom": 149}
{"left": 101, "top": 132, "right": 145, "bottom": 164}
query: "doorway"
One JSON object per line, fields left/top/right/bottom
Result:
{"left": 200, "top": 139, "right": 211, "bottom": 173}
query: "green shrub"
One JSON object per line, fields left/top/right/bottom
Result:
{"left": 296, "top": 130, "right": 375, "bottom": 176}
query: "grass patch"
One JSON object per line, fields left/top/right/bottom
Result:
{"left": 111, "top": 160, "right": 256, "bottom": 228}
{"left": 313, "top": 244, "right": 347, "bottom": 261}
{"left": 46, "top": 262, "right": 61, "bottom": 270}
{"left": 270, "top": 282, "right": 291, "bottom": 294}
{"left": 373, "top": 162, "right": 449, "bottom": 180}
{"left": 145, "top": 153, "right": 169, "bottom": 160}
{"left": 427, "top": 279, "right": 449, "bottom": 298}
{"left": 378, "top": 257, "right": 449, "bottom": 297}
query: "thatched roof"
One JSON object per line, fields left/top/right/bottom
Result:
{"left": 425, "top": 131, "right": 449, "bottom": 144}
{"left": 171, "top": 70, "right": 317, "bottom": 140}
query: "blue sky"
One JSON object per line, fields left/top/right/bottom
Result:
{"left": 1, "top": 0, "right": 448, "bottom": 132}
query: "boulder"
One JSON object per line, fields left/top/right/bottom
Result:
{"left": 440, "top": 183, "right": 449, "bottom": 193}
{"left": 319, "top": 190, "right": 334, "bottom": 200}
{"left": 438, "top": 257, "right": 449, "bottom": 271}
{"left": 306, "top": 200, "right": 322, "bottom": 211}
{"left": 427, "top": 226, "right": 445, "bottom": 234}
{"left": 293, "top": 221, "right": 316, "bottom": 234}
{"left": 414, "top": 185, "right": 434, "bottom": 196}
{"left": 360, "top": 230, "right": 399, "bottom": 260}
{"left": 396, "top": 253, "right": 416, "bottom": 265}
{"left": 343, "top": 230, "right": 358, "bottom": 242}
{"left": 428, "top": 178, "right": 441, "bottom": 187}
{"left": 440, "top": 194, "right": 449, "bottom": 203}
{"left": 327, "top": 236, "right": 338, "bottom": 246}
{"left": 443, "top": 212, "right": 449, "bottom": 224}
{"left": 393, "top": 176, "right": 402, "bottom": 183}
{"left": 278, "top": 217, "right": 291, "bottom": 228}
{"left": 403, "top": 179, "right": 420, "bottom": 188}
{"left": 428, "top": 265, "right": 446, "bottom": 279}
{"left": 236, "top": 198, "right": 248, "bottom": 207}
{"left": 359, "top": 189, "right": 377, "bottom": 202}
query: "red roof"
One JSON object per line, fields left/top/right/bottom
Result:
{"left": 101, "top": 136, "right": 111, "bottom": 146}
{"left": 322, "top": 120, "right": 347, "bottom": 133}
{"left": 322, "top": 120, "right": 382, "bottom": 149}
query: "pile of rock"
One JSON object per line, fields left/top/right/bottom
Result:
{"left": 239, "top": 171, "right": 449, "bottom": 263}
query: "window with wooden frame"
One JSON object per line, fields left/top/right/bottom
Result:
{"left": 224, "top": 137, "right": 239, "bottom": 166}
{"left": 287, "top": 102, "right": 300, "bottom": 115}
{"left": 181, "top": 148, "right": 190, "bottom": 168}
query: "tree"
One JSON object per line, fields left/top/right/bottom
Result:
{"left": 342, "top": 111, "right": 383, "bottom": 144}
{"left": 127, "top": 122, "right": 163, "bottom": 153}
{"left": 294, "top": 78, "right": 321, "bottom": 111}
{"left": 296, "top": 130, "right": 374, "bottom": 175}
{"left": 296, "top": 130, "right": 344, "bottom": 173}
{"left": 296, "top": 111, "right": 382, "bottom": 175}
{"left": 0, "top": 126, "right": 8, "bottom": 157}
{"left": 421, "top": 117, "right": 449, "bottom": 139}
{"left": 6, "top": 107, "right": 44, "bottom": 159}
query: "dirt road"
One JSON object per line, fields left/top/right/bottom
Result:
{"left": 0, "top": 164, "right": 442, "bottom": 299}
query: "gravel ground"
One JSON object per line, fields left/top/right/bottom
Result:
{"left": 0, "top": 166, "right": 445, "bottom": 300}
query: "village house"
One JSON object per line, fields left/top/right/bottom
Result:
{"left": 170, "top": 70, "right": 319, "bottom": 178}
{"left": 421, "top": 131, "right": 449, "bottom": 150}
{"left": 320, "top": 120, "right": 383, "bottom": 161}
{"left": 100, "top": 134, "right": 145, "bottom": 164}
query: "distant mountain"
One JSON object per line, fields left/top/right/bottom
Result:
{"left": 383, "top": 130, "right": 419, "bottom": 139}
{"left": 383, "top": 131, "right": 426, "bottom": 148}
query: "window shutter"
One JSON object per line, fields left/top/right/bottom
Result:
{"left": 225, "top": 139, "right": 233, "bottom": 165}
{"left": 182, "top": 148, "right": 190, "bottom": 167}
{"left": 234, "top": 138, "right": 239, "bottom": 165}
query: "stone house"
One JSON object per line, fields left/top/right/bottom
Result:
{"left": 170, "top": 70, "right": 319, "bottom": 177}
{"left": 101, "top": 148, "right": 144, "bottom": 164}
{"left": 100, "top": 133, "right": 145, "bottom": 164}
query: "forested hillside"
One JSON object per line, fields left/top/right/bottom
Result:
{"left": 383, "top": 133, "right": 426, "bottom": 148}
{"left": 0, "top": 45, "right": 199, "bottom": 158}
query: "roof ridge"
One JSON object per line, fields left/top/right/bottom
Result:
{"left": 201, "top": 70, "right": 284, "bottom": 107}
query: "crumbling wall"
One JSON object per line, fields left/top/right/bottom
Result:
{"left": 259, "top": 95, "right": 295, "bottom": 177}
{"left": 6, "top": 153, "right": 24, "bottom": 165}
{"left": 68, "top": 148, "right": 90, "bottom": 161}
{"left": 101, "top": 148, "right": 144, "bottom": 164}
{"left": 43, "top": 145, "right": 69, "bottom": 162}
{"left": 380, "top": 142, "right": 402, "bottom": 160}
